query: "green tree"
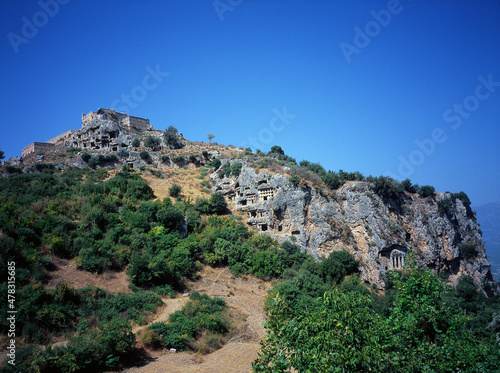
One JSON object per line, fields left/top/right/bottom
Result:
{"left": 207, "top": 133, "right": 215, "bottom": 143}
{"left": 254, "top": 290, "right": 389, "bottom": 372}
{"left": 268, "top": 145, "right": 284, "bottom": 156}
{"left": 0, "top": 148, "right": 4, "bottom": 161}
{"left": 164, "top": 126, "right": 183, "bottom": 149}
{"left": 81, "top": 152, "right": 91, "bottom": 163}
{"left": 418, "top": 185, "right": 435, "bottom": 198}
{"left": 211, "top": 158, "right": 221, "bottom": 170}
{"left": 131, "top": 137, "right": 141, "bottom": 148}
{"left": 210, "top": 192, "right": 227, "bottom": 214}
{"left": 230, "top": 162, "right": 242, "bottom": 176}
{"left": 144, "top": 135, "right": 161, "bottom": 149}
{"left": 169, "top": 184, "right": 182, "bottom": 198}
{"left": 386, "top": 252, "right": 489, "bottom": 372}
{"left": 140, "top": 150, "right": 150, "bottom": 161}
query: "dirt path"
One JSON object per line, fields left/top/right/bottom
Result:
{"left": 132, "top": 298, "right": 188, "bottom": 334}
{"left": 124, "top": 267, "right": 272, "bottom": 373}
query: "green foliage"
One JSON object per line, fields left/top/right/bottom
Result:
{"left": 320, "top": 250, "right": 359, "bottom": 284}
{"left": 373, "top": 176, "right": 400, "bottom": 199}
{"left": 230, "top": 161, "right": 242, "bottom": 176}
{"left": 451, "top": 191, "right": 471, "bottom": 208}
{"left": 255, "top": 251, "right": 498, "bottom": 372}
{"left": 254, "top": 290, "right": 388, "bottom": 372}
{"left": 81, "top": 151, "right": 91, "bottom": 163}
{"left": 210, "top": 192, "right": 227, "bottom": 214}
{"left": 144, "top": 135, "right": 161, "bottom": 149}
{"left": 268, "top": 145, "right": 285, "bottom": 156}
{"left": 148, "top": 291, "right": 228, "bottom": 351}
{"left": 210, "top": 158, "right": 221, "bottom": 169}
{"left": 437, "top": 196, "right": 453, "bottom": 215}
{"left": 207, "top": 133, "right": 215, "bottom": 142}
{"left": 419, "top": 184, "right": 436, "bottom": 198}
{"left": 172, "top": 155, "right": 184, "bottom": 163}
{"left": 140, "top": 150, "right": 150, "bottom": 161}
{"left": 289, "top": 174, "right": 300, "bottom": 186}
{"left": 0, "top": 148, "right": 4, "bottom": 160}
{"left": 400, "top": 178, "right": 417, "bottom": 193}
{"left": 131, "top": 137, "right": 141, "bottom": 147}
{"left": 459, "top": 243, "right": 478, "bottom": 260}
{"left": 164, "top": 126, "right": 183, "bottom": 149}
{"left": 169, "top": 183, "right": 182, "bottom": 197}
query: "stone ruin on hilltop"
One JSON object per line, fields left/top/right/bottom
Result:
{"left": 22, "top": 108, "right": 154, "bottom": 156}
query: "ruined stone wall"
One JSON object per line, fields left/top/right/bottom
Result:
{"left": 122, "top": 116, "right": 150, "bottom": 131}
{"left": 22, "top": 142, "right": 55, "bottom": 157}
{"left": 47, "top": 130, "right": 73, "bottom": 145}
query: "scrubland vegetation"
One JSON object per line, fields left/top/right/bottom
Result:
{"left": 0, "top": 145, "right": 498, "bottom": 372}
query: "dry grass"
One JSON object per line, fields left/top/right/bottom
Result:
{"left": 45, "top": 257, "right": 132, "bottom": 293}
{"left": 141, "top": 167, "right": 213, "bottom": 202}
{"left": 126, "top": 266, "right": 272, "bottom": 373}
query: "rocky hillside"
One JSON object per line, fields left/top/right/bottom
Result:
{"left": 212, "top": 161, "right": 494, "bottom": 291}
{"left": 3, "top": 115, "right": 496, "bottom": 292}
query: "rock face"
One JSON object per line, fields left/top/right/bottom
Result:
{"left": 213, "top": 163, "right": 494, "bottom": 291}
{"left": 68, "top": 109, "right": 156, "bottom": 151}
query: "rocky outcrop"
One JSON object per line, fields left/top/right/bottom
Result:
{"left": 213, "top": 163, "right": 494, "bottom": 291}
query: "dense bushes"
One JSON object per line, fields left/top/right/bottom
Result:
{"left": 255, "top": 253, "right": 500, "bottom": 372}
{"left": 147, "top": 291, "right": 229, "bottom": 352}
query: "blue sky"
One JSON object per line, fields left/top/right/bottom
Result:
{"left": 1, "top": 0, "right": 499, "bottom": 207}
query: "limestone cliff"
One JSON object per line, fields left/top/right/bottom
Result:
{"left": 213, "top": 162, "right": 494, "bottom": 291}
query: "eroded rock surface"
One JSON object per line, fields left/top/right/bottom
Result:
{"left": 213, "top": 163, "right": 494, "bottom": 291}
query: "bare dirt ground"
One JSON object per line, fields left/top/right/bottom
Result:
{"left": 141, "top": 166, "right": 212, "bottom": 202}
{"left": 124, "top": 266, "right": 272, "bottom": 373}
{"left": 46, "top": 257, "right": 132, "bottom": 293}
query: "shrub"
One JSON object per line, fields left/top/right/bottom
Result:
{"left": 81, "top": 152, "right": 91, "bottom": 163}
{"left": 144, "top": 135, "right": 161, "bottom": 149}
{"left": 268, "top": 145, "right": 285, "bottom": 156}
{"left": 373, "top": 176, "right": 399, "bottom": 199}
{"left": 161, "top": 155, "right": 170, "bottom": 163}
{"left": 459, "top": 243, "right": 478, "bottom": 260}
{"left": 230, "top": 162, "right": 242, "bottom": 176}
{"left": 400, "top": 178, "right": 416, "bottom": 193}
{"left": 118, "top": 149, "right": 129, "bottom": 158}
{"left": 173, "top": 155, "right": 184, "bottom": 163}
{"left": 210, "top": 192, "right": 227, "bottom": 214}
{"left": 131, "top": 138, "right": 141, "bottom": 147}
{"left": 189, "top": 154, "right": 197, "bottom": 163}
{"left": 437, "top": 197, "right": 452, "bottom": 215}
{"left": 419, "top": 185, "right": 435, "bottom": 198}
{"left": 451, "top": 191, "right": 471, "bottom": 208}
{"left": 320, "top": 250, "right": 359, "bottom": 284}
{"left": 140, "top": 150, "right": 150, "bottom": 161}
{"left": 289, "top": 174, "right": 300, "bottom": 186}
{"left": 169, "top": 184, "right": 182, "bottom": 198}
{"left": 211, "top": 158, "right": 221, "bottom": 169}
{"left": 164, "top": 126, "right": 183, "bottom": 149}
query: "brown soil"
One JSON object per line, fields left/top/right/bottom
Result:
{"left": 141, "top": 167, "right": 212, "bottom": 202}
{"left": 124, "top": 266, "right": 272, "bottom": 373}
{"left": 46, "top": 257, "right": 132, "bottom": 293}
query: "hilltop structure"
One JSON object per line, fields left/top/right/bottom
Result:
{"left": 22, "top": 109, "right": 152, "bottom": 156}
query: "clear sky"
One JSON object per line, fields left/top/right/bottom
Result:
{"left": 1, "top": 0, "right": 499, "bottom": 207}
